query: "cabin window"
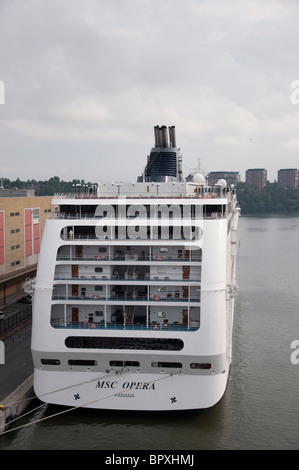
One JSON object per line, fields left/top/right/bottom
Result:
{"left": 95, "top": 310, "right": 104, "bottom": 317}
{"left": 190, "top": 363, "right": 211, "bottom": 369}
{"left": 41, "top": 359, "right": 60, "bottom": 365}
{"left": 95, "top": 285, "right": 103, "bottom": 291}
{"left": 151, "top": 362, "right": 182, "bottom": 368}
{"left": 109, "top": 360, "right": 140, "bottom": 367}
{"left": 68, "top": 360, "right": 97, "bottom": 366}
{"left": 65, "top": 336, "right": 184, "bottom": 351}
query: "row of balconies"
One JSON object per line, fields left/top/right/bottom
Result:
{"left": 52, "top": 295, "right": 201, "bottom": 304}
{"left": 53, "top": 272, "right": 201, "bottom": 281}
{"left": 52, "top": 286, "right": 201, "bottom": 303}
{"left": 60, "top": 225, "right": 202, "bottom": 241}
{"left": 56, "top": 253, "right": 202, "bottom": 262}
{"left": 54, "top": 260, "right": 200, "bottom": 280}
{"left": 50, "top": 303, "right": 201, "bottom": 331}
{"left": 56, "top": 244, "right": 202, "bottom": 262}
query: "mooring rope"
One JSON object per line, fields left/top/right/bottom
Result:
{"left": 0, "top": 372, "right": 177, "bottom": 436}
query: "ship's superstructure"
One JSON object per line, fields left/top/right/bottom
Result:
{"left": 142, "top": 125, "right": 184, "bottom": 182}
{"left": 31, "top": 126, "right": 240, "bottom": 410}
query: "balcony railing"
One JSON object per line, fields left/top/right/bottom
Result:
{"left": 60, "top": 233, "right": 203, "bottom": 242}
{"left": 50, "top": 320, "right": 200, "bottom": 332}
{"left": 53, "top": 275, "right": 201, "bottom": 282}
{"left": 56, "top": 254, "right": 202, "bottom": 262}
{"left": 51, "top": 294, "right": 201, "bottom": 303}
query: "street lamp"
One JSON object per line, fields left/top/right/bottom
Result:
{"left": 116, "top": 182, "right": 122, "bottom": 196}
{"left": 154, "top": 183, "right": 160, "bottom": 195}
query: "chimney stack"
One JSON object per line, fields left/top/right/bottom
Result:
{"left": 153, "top": 125, "right": 176, "bottom": 148}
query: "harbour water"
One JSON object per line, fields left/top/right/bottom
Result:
{"left": 1, "top": 215, "right": 299, "bottom": 450}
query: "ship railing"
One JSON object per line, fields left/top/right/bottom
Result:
{"left": 53, "top": 275, "right": 201, "bottom": 282}
{"left": 52, "top": 191, "right": 233, "bottom": 200}
{"left": 60, "top": 234, "right": 202, "bottom": 241}
{"left": 51, "top": 294, "right": 201, "bottom": 302}
{"left": 50, "top": 211, "right": 227, "bottom": 220}
{"left": 56, "top": 254, "right": 202, "bottom": 262}
{"left": 50, "top": 320, "right": 199, "bottom": 332}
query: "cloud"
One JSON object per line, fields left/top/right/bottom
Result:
{"left": 284, "top": 138, "right": 299, "bottom": 149}
{"left": 0, "top": 0, "right": 298, "bottom": 182}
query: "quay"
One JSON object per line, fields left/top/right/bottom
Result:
{"left": 0, "top": 301, "right": 35, "bottom": 432}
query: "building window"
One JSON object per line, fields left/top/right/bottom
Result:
{"left": 11, "top": 260, "right": 21, "bottom": 267}
{"left": 10, "top": 212, "right": 20, "bottom": 217}
{"left": 32, "top": 208, "right": 40, "bottom": 218}
{"left": 11, "top": 228, "right": 20, "bottom": 234}
{"left": 11, "top": 244, "right": 20, "bottom": 250}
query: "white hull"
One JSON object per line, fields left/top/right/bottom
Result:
{"left": 33, "top": 368, "right": 229, "bottom": 411}
{"left": 31, "top": 126, "right": 239, "bottom": 411}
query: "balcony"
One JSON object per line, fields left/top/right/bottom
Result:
{"left": 51, "top": 294, "right": 201, "bottom": 303}
{"left": 51, "top": 320, "right": 200, "bottom": 332}
{"left": 56, "top": 254, "right": 202, "bottom": 262}
{"left": 53, "top": 274, "right": 201, "bottom": 283}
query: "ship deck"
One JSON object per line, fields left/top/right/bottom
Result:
{"left": 51, "top": 321, "right": 198, "bottom": 332}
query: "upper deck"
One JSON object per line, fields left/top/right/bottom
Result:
{"left": 50, "top": 180, "right": 236, "bottom": 222}
{"left": 53, "top": 179, "right": 233, "bottom": 200}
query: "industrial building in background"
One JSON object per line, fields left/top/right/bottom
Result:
{"left": 277, "top": 168, "right": 299, "bottom": 189}
{"left": 0, "top": 193, "right": 52, "bottom": 307}
{"left": 245, "top": 168, "right": 267, "bottom": 188}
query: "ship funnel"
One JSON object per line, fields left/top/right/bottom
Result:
{"left": 154, "top": 125, "right": 160, "bottom": 147}
{"left": 144, "top": 125, "right": 183, "bottom": 183}
{"left": 161, "top": 125, "right": 168, "bottom": 147}
{"left": 154, "top": 125, "right": 176, "bottom": 148}
{"left": 169, "top": 126, "right": 176, "bottom": 148}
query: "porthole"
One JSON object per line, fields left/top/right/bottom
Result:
{"left": 68, "top": 359, "right": 97, "bottom": 366}
{"left": 151, "top": 362, "right": 182, "bottom": 368}
{"left": 41, "top": 359, "right": 60, "bottom": 365}
{"left": 190, "top": 363, "right": 211, "bottom": 369}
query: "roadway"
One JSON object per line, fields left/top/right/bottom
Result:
{"left": 0, "top": 302, "right": 33, "bottom": 402}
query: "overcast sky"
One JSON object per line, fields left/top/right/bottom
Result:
{"left": 0, "top": 0, "right": 299, "bottom": 184}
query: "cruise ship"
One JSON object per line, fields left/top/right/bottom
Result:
{"left": 31, "top": 125, "right": 240, "bottom": 411}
